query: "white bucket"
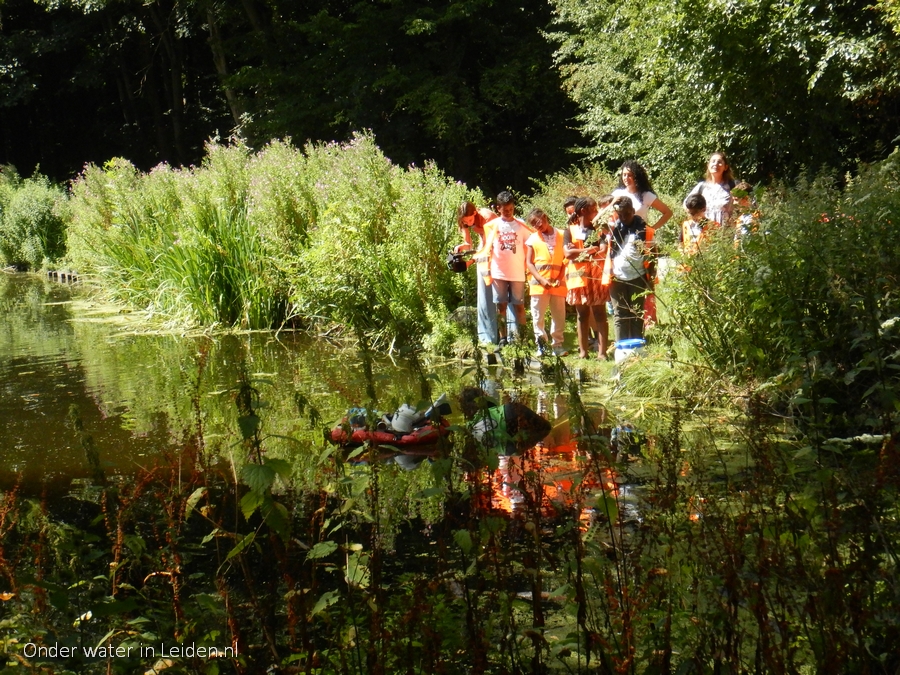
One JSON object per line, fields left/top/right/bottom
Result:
{"left": 614, "top": 338, "right": 646, "bottom": 364}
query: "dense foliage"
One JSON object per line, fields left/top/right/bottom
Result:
{"left": 551, "top": 0, "right": 900, "bottom": 188}
{"left": 66, "top": 134, "right": 474, "bottom": 341}
{"left": 654, "top": 150, "right": 900, "bottom": 439}
{"left": 5, "top": 162, "right": 900, "bottom": 668}
{"left": 3, "top": 0, "right": 900, "bottom": 194}
{"left": 0, "top": 167, "right": 68, "bottom": 269}
{"left": 0, "top": 344, "right": 898, "bottom": 673}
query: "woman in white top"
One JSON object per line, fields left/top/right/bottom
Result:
{"left": 612, "top": 160, "right": 672, "bottom": 229}
{"left": 683, "top": 152, "right": 736, "bottom": 225}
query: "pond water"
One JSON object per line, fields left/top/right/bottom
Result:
{"left": 1, "top": 275, "right": 430, "bottom": 491}
{"left": 0, "top": 273, "right": 618, "bottom": 510}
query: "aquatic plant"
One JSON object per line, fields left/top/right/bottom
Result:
{"left": 67, "top": 134, "right": 476, "bottom": 342}
{"left": 2, "top": 335, "right": 900, "bottom": 673}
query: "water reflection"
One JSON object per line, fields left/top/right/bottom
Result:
{"left": 1, "top": 274, "right": 633, "bottom": 529}
{"left": 0, "top": 275, "right": 426, "bottom": 494}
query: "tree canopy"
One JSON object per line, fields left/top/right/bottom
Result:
{"left": 1, "top": 0, "right": 898, "bottom": 191}
{"left": 550, "top": 0, "right": 900, "bottom": 187}
{"left": 0, "top": 0, "right": 583, "bottom": 193}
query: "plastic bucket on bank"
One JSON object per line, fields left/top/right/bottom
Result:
{"left": 614, "top": 338, "right": 646, "bottom": 364}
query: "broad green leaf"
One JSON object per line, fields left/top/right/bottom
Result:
{"left": 306, "top": 541, "right": 338, "bottom": 560}
{"left": 238, "top": 414, "right": 260, "bottom": 439}
{"left": 240, "top": 489, "right": 265, "bottom": 519}
{"left": 242, "top": 462, "right": 276, "bottom": 493}
{"left": 225, "top": 532, "right": 256, "bottom": 561}
{"left": 264, "top": 457, "right": 292, "bottom": 479}
{"left": 454, "top": 529, "right": 473, "bottom": 555}
{"left": 184, "top": 487, "right": 208, "bottom": 520}
{"left": 263, "top": 499, "right": 291, "bottom": 542}
{"left": 345, "top": 551, "right": 370, "bottom": 588}
{"left": 311, "top": 590, "right": 339, "bottom": 617}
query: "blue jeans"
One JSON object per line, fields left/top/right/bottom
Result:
{"left": 477, "top": 273, "right": 498, "bottom": 344}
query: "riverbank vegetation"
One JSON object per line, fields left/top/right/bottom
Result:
{"left": 1, "top": 0, "right": 898, "bottom": 669}
{"left": 64, "top": 134, "right": 473, "bottom": 343}
{"left": 0, "top": 167, "right": 67, "bottom": 270}
{"left": 645, "top": 149, "right": 900, "bottom": 433}
{"left": 1, "top": 171, "right": 899, "bottom": 669}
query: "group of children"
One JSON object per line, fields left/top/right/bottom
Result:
{"left": 456, "top": 154, "right": 756, "bottom": 360}
{"left": 456, "top": 190, "right": 655, "bottom": 360}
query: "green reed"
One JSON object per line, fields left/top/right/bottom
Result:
{"left": 67, "top": 134, "right": 476, "bottom": 340}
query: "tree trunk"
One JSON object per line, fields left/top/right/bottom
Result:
{"left": 206, "top": 7, "right": 246, "bottom": 128}
{"left": 147, "top": 1, "right": 186, "bottom": 163}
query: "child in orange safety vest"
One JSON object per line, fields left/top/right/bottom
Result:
{"left": 564, "top": 196, "right": 612, "bottom": 360}
{"left": 525, "top": 208, "right": 568, "bottom": 357}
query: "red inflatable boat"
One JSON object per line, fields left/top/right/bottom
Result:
{"left": 329, "top": 418, "right": 452, "bottom": 454}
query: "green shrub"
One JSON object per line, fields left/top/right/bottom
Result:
{"left": 67, "top": 134, "right": 477, "bottom": 342}
{"left": 0, "top": 169, "right": 68, "bottom": 268}
{"left": 527, "top": 162, "right": 682, "bottom": 243}
{"left": 527, "top": 163, "right": 617, "bottom": 225}
{"left": 657, "top": 149, "right": 900, "bottom": 436}
{"left": 288, "top": 135, "right": 473, "bottom": 345}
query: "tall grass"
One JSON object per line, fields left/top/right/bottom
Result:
{"left": 68, "top": 134, "right": 477, "bottom": 339}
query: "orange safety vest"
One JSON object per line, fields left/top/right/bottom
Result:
{"left": 645, "top": 225, "right": 656, "bottom": 275}
{"left": 528, "top": 230, "right": 566, "bottom": 296}
{"left": 645, "top": 227, "right": 655, "bottom": 263}
{"left": 566, "top": 224, "right": 605, "bottom": 289}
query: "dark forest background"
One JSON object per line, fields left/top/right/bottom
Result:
{"left": 2, "top": 0, "right": 899, "bottom": 193}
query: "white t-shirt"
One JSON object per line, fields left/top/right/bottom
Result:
{"left": 682, "top": 219, "right": 705, "bottom": 245}
{"left": 612, "top": 234, "right": 645, "bottom": 281}
{"left": 610, "top": 218, "right": 648, "bottom": 282}
{"left": 612, "top": 188, "right": 657, "bottom": 220}
{"left": 490, "top": 218, "right": 529, "bottom": 282}
{"left": 684, "top": 181, "right": 733, "bottom": 225}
